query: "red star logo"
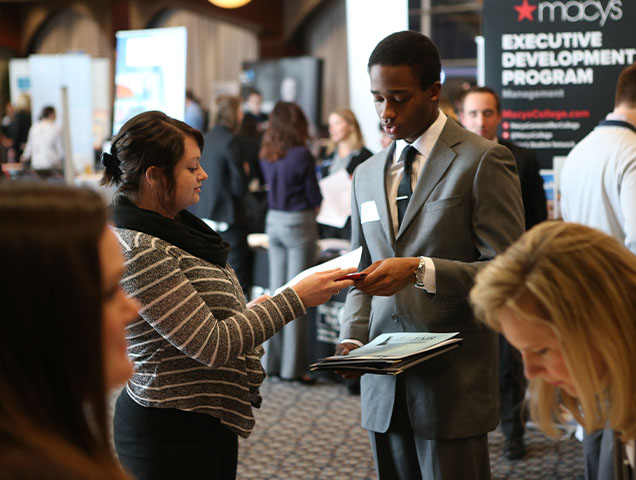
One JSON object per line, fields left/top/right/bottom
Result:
{"left": 514, "top": 0, "right": 537, "bottom": 21}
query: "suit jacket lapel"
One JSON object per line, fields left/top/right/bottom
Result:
{"left": 367, "top": 143, "right": 395, "bottom": 247}
{"left": 396, "top": 119, "right": 461, "bottom": 239}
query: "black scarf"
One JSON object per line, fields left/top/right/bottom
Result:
{"left": 111, "top": 198, "right": 230, "bottom": 267}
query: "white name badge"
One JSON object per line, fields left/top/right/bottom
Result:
{"left": 360, "top": 200, "right": 380, "bottom": 224}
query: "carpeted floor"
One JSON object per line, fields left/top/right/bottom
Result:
{"left": 109, "top": 378, "right": 584, "bottom": 479}
{"left": 237, "top": 378, "right": 584, "bottom": 480}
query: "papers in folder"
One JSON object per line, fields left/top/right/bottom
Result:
{"left": 309, "top": 332, "right": 462, "bottom": 375}
{"left": 316, "top": 169, "right": 352, "bottom": 228}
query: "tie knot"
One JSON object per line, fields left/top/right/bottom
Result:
{"left": 399, "top": 145, "right": 417, "bottom": 167}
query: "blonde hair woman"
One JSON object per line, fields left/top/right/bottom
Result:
{"left": 470, "top": 221, "right": 636, "bottom": 479}
{"left": 320, "top": 108, "right": 372, "bottom": 179}
{"left": 319, "top": 108, "right": 373, "bottom": 240}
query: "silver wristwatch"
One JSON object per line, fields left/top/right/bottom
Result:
{"left": 415, "top": 256, "right": 426, "bottom": 286}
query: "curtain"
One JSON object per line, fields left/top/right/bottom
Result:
{"left": 159, "top": 9, "right": 258, "bottom": 114}
{"left": 32, "top": 10, "right": 110, "bottom": 58}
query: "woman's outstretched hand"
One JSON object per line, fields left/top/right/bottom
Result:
{"left": 246, "top": 294, "right": 271, "bottom": 309}
{"left": 292, "top": 268, "right": 357, "bottom": 308}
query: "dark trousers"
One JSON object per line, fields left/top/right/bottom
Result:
{"left": 583, "top": 427, "right": 617, "bottom": 480}
{"left": 113, "top": 389, "right": 238, "bottom": 480}
{"left": 369, "top": 376, "right": 491, "bottom": 480}
{"left": 499, "top": 334, "right": 527, "bottom": 440}
{"left": 220, "top": 225, "right": 251, "bottom": 295}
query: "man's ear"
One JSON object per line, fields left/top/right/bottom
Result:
{"left": 429, "top": 82, "right": 442, "bottom": 102}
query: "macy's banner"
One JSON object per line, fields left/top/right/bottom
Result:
{"left": 483, "top": 0, "right": 635, "bottom": 168}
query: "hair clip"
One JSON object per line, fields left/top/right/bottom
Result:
{"left": 101, "top": 151, "right": 115, "bottom": 168}
{"left": 100, "top": 151, "right": 122, "bottom": 182}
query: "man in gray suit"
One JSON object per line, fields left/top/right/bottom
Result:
{"left": 337, "top": 31, "right": 525, "bottom": 479}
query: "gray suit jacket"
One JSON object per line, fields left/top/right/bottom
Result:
{"left": 340, "top": 118, "right": 525, "bottom": 439}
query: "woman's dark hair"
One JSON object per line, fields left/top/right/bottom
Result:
{"left": 259, "top": 102, "right": 309, "bottom": 162}
{"left": 0, "top": 183, "right": 128, "bottom": 478}
{"left": 368, "top": 30, "right": 441, "bottom": 91}
{"left": 101, "top": 111, "right": 204, "bottom": 206}
{"left": 214, "top": 95, "right": 242, "bottom": 131}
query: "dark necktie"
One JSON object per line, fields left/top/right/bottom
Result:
{"left": 396, "top": 145, "right": 417, "bottom": 228}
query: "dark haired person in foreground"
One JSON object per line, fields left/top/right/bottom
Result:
{"left": 0, "top": 183, "right": 137, "bottom": 479}
{"left": 471, "top": 221, "right": 636, "bottom": 480}
{"left": 336, "top": 31, "right": 524, "bottom": 478}
{"left": 102, "top": 110, "right": 354, "bottom": 479}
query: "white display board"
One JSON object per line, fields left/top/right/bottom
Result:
{"left": 113, "top": 27, "right": 187, "bottom": 135}
{"left": 29, "top": 53, "right": 94, "bottom": 175}
{"left": 346, "top": 0, "right": 408, "bottom": 153}
{"left": 8, "top": 58, "right": 30, "bottom": 105}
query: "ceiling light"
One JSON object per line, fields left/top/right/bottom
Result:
{"left": 208, "top": 0, "right": 252, "bottom": 8}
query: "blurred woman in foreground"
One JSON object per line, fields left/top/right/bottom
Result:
{"left": 470, "top": 221, "right": 636, "bottom": 479}
{"left": 0, "top": 183, "right": 136, "bottom": 479}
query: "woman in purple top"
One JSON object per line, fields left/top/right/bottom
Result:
{"left": 259, "top": 102, "right": 322, "bottom": 381}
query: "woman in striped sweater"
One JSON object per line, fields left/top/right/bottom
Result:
{"left": 101, "top": 111, "right": 355, "bottom": 480}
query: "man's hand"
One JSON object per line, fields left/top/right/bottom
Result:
{"left": 354, "top": 257, "right": 420, "bottom": 296}
{"left": 335, "top": 342, "right": 363, "bottom": 379}
{"left": 335, "top": 342, "right": 360, "bottom": 356}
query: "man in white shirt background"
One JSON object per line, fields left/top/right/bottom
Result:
{"left": 560, "top": 60, "right": 636, "bottom": 480}
{"left": 21, "top": 105, "right": 64, "bottom": 176}
{"left": 560, "top": 61, "right": 636, "bottom": 253}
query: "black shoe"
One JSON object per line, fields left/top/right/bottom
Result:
{"left": 503, "top": 436, "right": 526, "bottom": 460}
{"left": 298, "top": 374, "right": 316, "bottom": 385}
{"left": 346, "top": 379, "right": 360, "bottom": 395}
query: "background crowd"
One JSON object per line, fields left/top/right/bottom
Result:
{"left": 1, "top": 25, "right": 635, "bottom": 480}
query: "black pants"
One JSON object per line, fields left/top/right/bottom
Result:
{"left": 499, "top": 334, "right": 527, "bottom": 439}
{"left": 220, "top": 225, "right": 251, "bottom": 295}
{"left": 113, "top": 389, "right": 238, "bottom": 480}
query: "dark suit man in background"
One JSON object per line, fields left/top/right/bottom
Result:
{"left": 337, "top": 31, "right": 524, "bottom": 479}
{"left": 460, "top": 86, "right": 548, "bottom": 460}
{"left": 192, "top": 95, "right": 251, "bottom": 294}
{"left": 460, "top": 86, "right": 547, "bottom": 230}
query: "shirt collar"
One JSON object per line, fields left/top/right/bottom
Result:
{"left": 606, "top": 112, "right": 636, "bottom": 129}
{"left": 394, "top": 110, "right": 447, "bottom": 163}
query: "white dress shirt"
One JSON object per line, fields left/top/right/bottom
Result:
{"left": 341, "top": 111, "right": 448, "bottom": 348}
{"left": 560, "top": 112, "right": 636, "bottom": 254}
{"left": 22, "top": 119, "right": 64, "bottom": 170}
{"left": 387, "top": 110, "right": 447, "bottom": 293}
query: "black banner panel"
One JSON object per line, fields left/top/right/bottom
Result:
{"left": 483, "top": 0, "right": 636, "bottom": 169}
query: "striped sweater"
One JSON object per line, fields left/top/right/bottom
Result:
{"left": 113, "top": 228, "right": 306, "bottom": 438}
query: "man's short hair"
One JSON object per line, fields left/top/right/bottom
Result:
{"left": 368, "top": 31, "right": 441, "bottom": 91}
{"left": 40, "top": 106, "right": 55, "bottom": 120}
{"left": 460, "top": 86, "right": 501, "bottom": 113}
{"left": 615, "top": 61, "right": 636, "bottom": 108}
